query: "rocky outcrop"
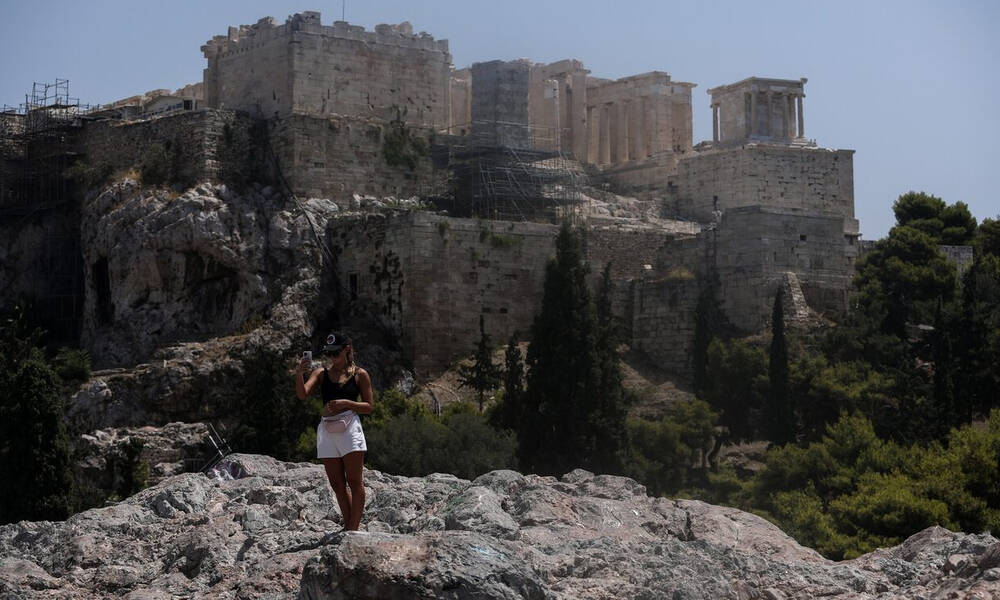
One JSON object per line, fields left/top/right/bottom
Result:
{"left": 60, "top": 180, "right": 412, "bottom": 432}
{"left": 76, "top": 422, "right": 211, "bottom": 491}
{"left": 2, "top": 454, "right": 998, "bottom": 599}
{"left": 79, "top": 180, "right": 332, "bottom": 367}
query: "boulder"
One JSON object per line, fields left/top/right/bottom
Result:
{"left": 2, "top": 454, "right": 998, "bottom": 599}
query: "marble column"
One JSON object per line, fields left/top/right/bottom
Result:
{"left": 630, "top": 98, "right": 644, "bottom": 160}
{"left": 712, "top": 103, "right": 719, "bottom": 142}
{"left": 765, "top": 92, "right": 773, "bottom": 137}
{"left": 587, "top": 105, "right": 599, "bottom": 163}
{"left": 797, "top": 95, "right": 804, "bottom": 138}
{"left": 616, "top": 101, "right": 629, "bottom": 163}
{"left": 786, "top": 95, "right": 795, "bottom": 138}
{"left": 599, "top": 104, "right": 611, "bottom": 165}
{"left": 571, "top": 72, "right": 588, "bottom": 160}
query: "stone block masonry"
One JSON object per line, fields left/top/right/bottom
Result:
{"left": 712, "top": 206, "right": 857, "bottom": 331}
{"left": 75, "top": 109, "right": 258, "bottom": 185}
{"left": 328, "top": 212, "right": 673, "bottom": 374}
{"left": 471, "top": 60, "right": 532, "bottom": 149}
{"left": 670, "top": 144, "right": 856, "bottom": 225}
{"left": 268, "top": 113, "right": 443, "bottom": 202}
{"left": 203, "top": 12, "right": 452, "bottom": 129}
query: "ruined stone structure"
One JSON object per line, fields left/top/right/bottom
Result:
{"left": 0, "top": 11, "right": 866, "bottom": 378}
{"left": 202, "top": 12, "right": 451, "bottom": 129}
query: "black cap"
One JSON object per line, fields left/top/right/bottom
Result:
{"left": 322, "top": 332, "right": 350, "bottom": 353}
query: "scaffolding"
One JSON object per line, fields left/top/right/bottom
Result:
{"left": 0, "top": 80, "right": 91, "bottom": 341}
{"left": 0, "top": 79, "right": 96, "bottom": 216}
{"left": 432, "top": 121, "right": 587, "bottom": 222}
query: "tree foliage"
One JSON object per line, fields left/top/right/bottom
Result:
{"left": 493, "top": 334, "right": 525, "bottom": 432}
{"left": 746, "top": 412, "right": 1000, "bottom": 559}
{"left": 767, "top": 288, "right": 794, "bottom": 445}
{"left": 458, "top": 314, "right": 502, "bottom": 411}
{"left": 365, "top": 392, "right": 516, "bottom": 480}
{"left": 521, "top": 222, "right": 628, "bottom": 475}
{"left": 0, "top": 308, "right": 76, "bottom": 523}
{"left": 231, "top": 348, "right": 319, "bottom": 462}
{"left": 622, "top": 399, "right": 717, "bottom": 497}
{"left": 703, "top": 338, "right": 767, "bottom": 444}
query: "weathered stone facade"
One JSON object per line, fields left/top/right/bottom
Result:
{"left": 667, "top": 144, "right": 857, "bottom": 223}
{"left": 202, "top": 13, "right": 451, "bottom": 128}
{"left": 269, "top": 113, "right": 442, "bottom": 202}
{"left": 74, "top": 109, "right": 258, "bottom": 185}
{"left": 328, "top": 212, "right": 666, "bottom": 373}
{"left": 1, "top": 11, "right": 869, "bottom": 381}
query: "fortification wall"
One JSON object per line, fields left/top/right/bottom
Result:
{"left": 269, "top": 113, "right": 441, "bottom": 202}
{"left": 631, "top": 274, "right": 701, "bottom": 377}
{"left": 329, "top": 212, "right": 671, "bottom": 374}
{"left": 75, "top": 109, "right": 258, "bottom": 185}
{"left": 712, "top": 206, "right": 855, "bottom": 330}
{"left": 670, "top": 144, "right": 856, "bottom": 224}
{"left": 203, "top": 13, "right": 452, "bottom": 128}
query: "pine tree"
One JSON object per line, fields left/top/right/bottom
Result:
{"left": 523, "top": 222, "right": 608, "bottom": 475}
{"left": 767, "top": 287, "right": 795, "bottom": 445}
{"left": 458, "top": 314, "right": 503, "bottom": 411}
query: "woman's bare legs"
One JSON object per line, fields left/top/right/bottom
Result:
{"left": 342, "top": 451, "right": 366, "bottom": 531}
{"left": 322, "top": 457, "right": 352, "bottom": 527}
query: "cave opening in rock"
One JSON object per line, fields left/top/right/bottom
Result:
{"left": 93, "top": 257, "right": 113, "bottom": 325}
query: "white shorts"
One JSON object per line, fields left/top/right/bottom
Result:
{"left": 316, "top": 411, "right": 367, "bottom": 459}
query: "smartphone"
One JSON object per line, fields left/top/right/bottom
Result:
{"left": 302, "top": 351, "right": 312, "bottom": 362}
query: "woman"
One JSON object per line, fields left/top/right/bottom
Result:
{"left": 296, "top": 332, "right": 374, "bottom": 531}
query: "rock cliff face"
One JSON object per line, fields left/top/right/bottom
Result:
{"left": 79, "top": 180, "right": 332, "bottom": 367}
{"left": 2, "top": 454, "right": 998, "bottom": 599}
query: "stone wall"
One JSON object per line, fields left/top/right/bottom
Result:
{"left": 269, "top": 113, "right": 442, "bottom": 202}
{"left": 631, "top": 273, "right": 701, "bottom": 377}
{"left": 940, "top": 245, "right": 975, "bottom": 276}
{"left": 471, "top": 60, "right": 532, "bottom": 149}
{"left": 74, "top": 109, "right": 258, "bottom": 185}
{"left": 711, "top": 206, "right": 856, "bottom": 331}
{"left": 669, "top": 144, "right": 856, "bottom": 224}
{"left": 203, "top": 12, "right": 452, "bottom": 128}
{"left": 329, "top": 212, "right": 671, "bottom": 374}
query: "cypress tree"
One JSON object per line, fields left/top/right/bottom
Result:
{"left": 522, "top": 221, "right": 601, "bottom": 475}
{"left": 498, "top": 334, "right": 525, "bottom": 431}
{"left": 593, "top": 263, "right": 628, "bottom": 474}
{"left": 767, "top": 287, "right": 794, "bottom": 445}
{"left": 693, "top": 272, "right": 728, "bottom": 396}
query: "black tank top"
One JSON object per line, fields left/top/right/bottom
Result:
{"left": 321, "top": 369, "right": 360, "bottom": 402}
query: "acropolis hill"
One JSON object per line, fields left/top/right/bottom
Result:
{"left": 0, "top": 11, "right": 860, "bottom": 377}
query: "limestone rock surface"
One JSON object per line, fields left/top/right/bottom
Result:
{"left": 79, "top": 180, "right": 329, "bottom": 368}
{"left": 1, "top": 454, "right": 998, "bottom": 599}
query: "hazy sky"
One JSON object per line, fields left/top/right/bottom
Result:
{"left": 2, "top": 0, "right": 997, "bottom": 238}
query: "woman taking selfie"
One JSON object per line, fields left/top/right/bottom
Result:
{"left": 295, "top": 332, "right": 373, "bottom": 531}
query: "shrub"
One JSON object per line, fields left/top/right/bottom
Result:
{"left": 139, "top": 143, "right": 170, "bottom": 186}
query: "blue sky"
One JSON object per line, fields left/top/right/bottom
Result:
{"left": 2, "top": 0, "right": 997, "bottom": 238}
